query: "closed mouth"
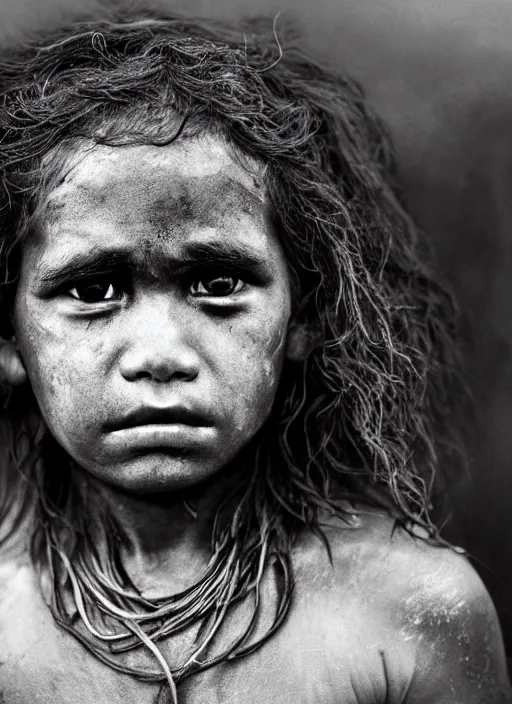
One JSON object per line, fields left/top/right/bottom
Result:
{"left": 105, "top": 406, "right": 214, "bottom": 431}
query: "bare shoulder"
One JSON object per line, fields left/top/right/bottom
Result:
{"left": 0, "top": 533, "right": 33, "bottom": 605}
{"left": 330, "top": 506, "right": 491, "bottom": 612}
{"left": 292, "top": 506, "right": 511, "bottom": 703}
{"left": 0, "top": 537, "right": 53, "bottom": 663}
{"left": 294, "top": 504, "right": 481, "bottom": 600}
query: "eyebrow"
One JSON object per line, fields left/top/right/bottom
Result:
{"left": 37, "top": 239, "right": 272, "bottom": 292}
{"left": 177, "top": 241, "right": 270, "bottom": 274}
{"left": 38, "top": 251, "right": 131, "bottom": 292}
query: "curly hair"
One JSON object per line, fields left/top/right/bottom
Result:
{"left": 0, "top": 10, "right": 466, "bottom": 702}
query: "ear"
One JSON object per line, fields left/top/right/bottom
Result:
{"left": 0, "top": 339, "right": 28, "bottom": 386}
{"left": 285, "top": 322, "right": 319, "bottom": 362}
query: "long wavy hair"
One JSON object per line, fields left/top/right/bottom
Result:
{"left": 0, "top": 10, "right": 467, "bottom": 702}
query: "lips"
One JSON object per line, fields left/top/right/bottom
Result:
{"left": 105, "top": 406, "right": 214, "bottom": 431}
{"left": 103, "top": 405, "right": 217, "bottom": 454}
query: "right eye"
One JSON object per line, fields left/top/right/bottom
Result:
{"left": 68, "top": 279, "right": 123, "bottom": 303}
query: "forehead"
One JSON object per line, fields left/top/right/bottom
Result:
{"left": 48, "top": 135, "right": 265, "bottom": 201}
{"left": 34, "top": 135, "right": 271, "bottom": 260}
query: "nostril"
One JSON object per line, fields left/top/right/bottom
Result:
{"left": 132, "top": 367, "right": 197, "bottom": 383}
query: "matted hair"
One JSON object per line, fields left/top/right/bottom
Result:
{"left": 0, "top": 10, "right": 466, "bottom": 702}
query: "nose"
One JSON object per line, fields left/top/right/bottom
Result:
{"left": 119, "top": 298, "right": 200, "bottom": 384}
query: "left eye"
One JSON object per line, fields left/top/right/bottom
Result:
{"left": 68, "top": 281, "right": 121, "bottom": 303}
{"left": 190, "top": 275, "right": 244, "bottom": 297}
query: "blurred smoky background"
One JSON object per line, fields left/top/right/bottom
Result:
{"left": 2, "top": 0, "right": 512, "bottom": 653}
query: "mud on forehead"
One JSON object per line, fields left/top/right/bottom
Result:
{"left": 37, "top": 135, "right": 269, "bottom": 239}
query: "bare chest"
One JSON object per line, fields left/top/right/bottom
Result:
{"left": 0, "top": 631, "right": 376, "bottom": 704}
{"left": 0, "top": 535, "right": 410, "bottom": 704}
{"left": 0, "top": 577, "right": 387, "bottom": 704}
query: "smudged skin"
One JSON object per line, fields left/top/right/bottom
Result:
{"left": 0, "top": 510, "right": 509, "bottom": 703}
{"left": 13, "top": 136, "right": 292, "bottom": 494}
{"left": 1, "top": 135, "right": 509, "bottom": 702}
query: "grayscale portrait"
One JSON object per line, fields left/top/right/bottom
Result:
{"left": 0, "top": 2, "right": 510, "bottom": 703}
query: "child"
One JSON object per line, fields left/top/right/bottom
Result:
{"left": 0, "top": 11, "right": 509, "bottom": 704}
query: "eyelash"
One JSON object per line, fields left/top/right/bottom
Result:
{"left": 66, "top": 270, "right": 247, "bottom": 304}
{"left": 189, "top": 273, "right": 245, "bottom": 297}
{"left": 68, "top": 280, "right": 122, "bottom": 303}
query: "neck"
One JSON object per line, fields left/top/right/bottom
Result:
{"left": 76, "top": 468, "right": 243, "bottom": 598}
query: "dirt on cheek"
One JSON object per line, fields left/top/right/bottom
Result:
{"left": 229, "top": 338, "right": 286, "bottom": 434}
{"left": 20, "top": 320, "right": 80, "bottom": 423}
{"left": 247, "top": 318, "right": 289, "bottom": 390}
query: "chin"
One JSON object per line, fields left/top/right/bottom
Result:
{"left": 93, "top": 453, "right": 225, "bottom": 495}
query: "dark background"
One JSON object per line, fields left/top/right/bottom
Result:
{"left": 2, "top": 0, "right": 511, "bottom": 653}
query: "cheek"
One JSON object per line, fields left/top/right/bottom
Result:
{"left": 247, "top": 321, "right": 288, "bottom": 394}
{"left": 217, "top": 311, "right": 290, "bottom": 429}
{"left": 14, "top": 311, "right": 100, "bottom": 436}
{"left": 25, "top": 343, "right": 84, "bottom": 427}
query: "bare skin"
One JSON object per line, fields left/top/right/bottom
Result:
{"left": 0, "top": 509, "right": 509, "bottom": 704}
{"left": 13, "top": 135, "right": 295, "bottom": 495}
{"left": 0, "top": 135, "right": 510, "bottom": 703}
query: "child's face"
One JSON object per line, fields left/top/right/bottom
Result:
{"left": 12, "top": 134, "right": 293, "bottom": 493}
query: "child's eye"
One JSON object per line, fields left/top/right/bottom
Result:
{"left": 190, "top": 274, "right": 244, "bottom": 297}
{"left": 68, "top": 280, "right": 123, "bottom": 303}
